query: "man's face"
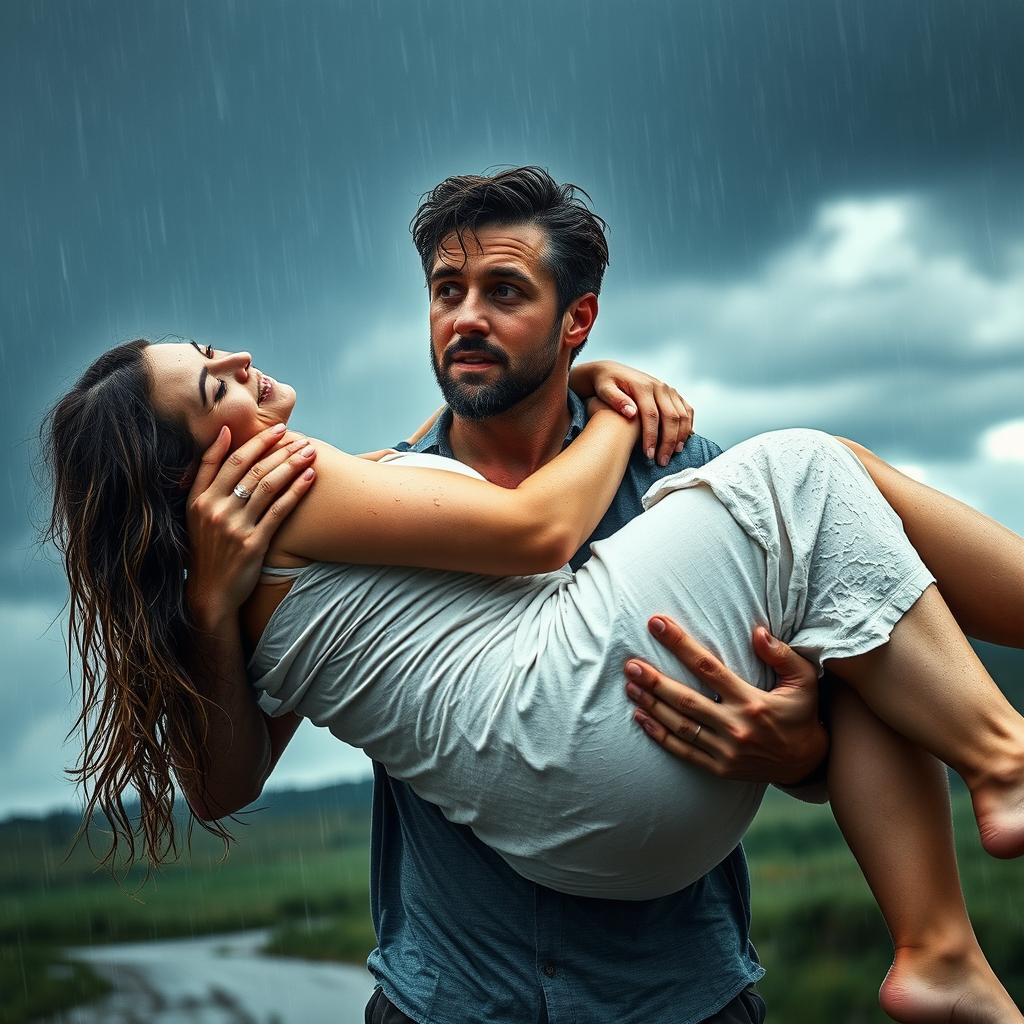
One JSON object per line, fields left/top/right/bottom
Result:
{"left": 429, "top": 222, "right": 564, "bottom": 420}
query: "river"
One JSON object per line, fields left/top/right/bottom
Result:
{"left": 50, "top": 930, "right": 376, "bottom": 1023}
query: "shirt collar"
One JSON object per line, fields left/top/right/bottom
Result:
{"left": 425, "top": 390, "right": 587, "bottom": 458}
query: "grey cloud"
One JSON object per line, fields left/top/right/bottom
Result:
{"left": 3, "top": 0, "right": 1023, "bottom": 808}
{"left": 595, "top": 193, "right": 1024, "bottom": 460}
{"left": 0, "top": 598, "right": 369, "bottom": 817}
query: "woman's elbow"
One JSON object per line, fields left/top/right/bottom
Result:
{"left": 524, "top": 521, "right": 577, "bottom": 574}
{"left": 184, "top": 779, "right": 265, "bottom": 823}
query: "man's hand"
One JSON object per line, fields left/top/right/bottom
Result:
{"left": 185, "top": 422, "right": 317, "bottom": 627}
{"left": 624, "top": 615, "right": 828, "bottom": 786}
{"left": 569, "top": 360, "right": 694, "bottom": 466}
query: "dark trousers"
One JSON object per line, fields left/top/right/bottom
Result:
{"left": 365, "top": 985, "right": 766, "bottom": 1023}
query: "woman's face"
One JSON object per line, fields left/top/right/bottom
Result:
{"left": 145, "top": 341, "right": 296, "bottom": 449}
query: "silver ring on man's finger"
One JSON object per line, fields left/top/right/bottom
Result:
{"left": 233, "top": 484, "right": 253, "bottom": 501}
{"left": 691, "top": 724, "right": 703, "bottom": 743}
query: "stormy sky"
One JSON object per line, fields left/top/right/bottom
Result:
{"left": 2, "top": 0, "right": 1022, "bottom": 817}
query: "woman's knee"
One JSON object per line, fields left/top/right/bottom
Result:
{"left": 834, "top": 435, "right": 876, "bottom": 461}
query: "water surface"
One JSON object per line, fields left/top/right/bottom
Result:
{"left": 53, "top": 930, "right": 374, "bottom": 1023}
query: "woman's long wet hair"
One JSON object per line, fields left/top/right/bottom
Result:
{"left": 42, "top": 339, "right": 230, "bottom": 871}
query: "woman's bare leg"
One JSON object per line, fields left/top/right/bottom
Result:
{"left": 830, "top": 585, "right": 1024, "bottom": 859}
{"left": 839, "top": 439, "right": 1024, "bottom": 648}
{"left": 829, "top": 684, "right": 1021, "bottom": 1022}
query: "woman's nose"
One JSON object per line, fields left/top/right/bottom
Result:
{"left": 212, "top": 350, "right": 252, "bottom": 380}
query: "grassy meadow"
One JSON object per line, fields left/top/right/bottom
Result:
{"left": 3, "top": 643, "right": 1022, "bottom": 1023}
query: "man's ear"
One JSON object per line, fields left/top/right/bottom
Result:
{"left": 562, "top": 293, "right": 598, "bottom": 353}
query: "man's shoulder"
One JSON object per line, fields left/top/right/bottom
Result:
{"left": 624, "top": 431, "right": 723, "bottom": 489}
{"left": 393, "top": 410, "right": 451, "bottom": 457}
{"left": 394, "top": 435, "right": 444, "bottom": 457}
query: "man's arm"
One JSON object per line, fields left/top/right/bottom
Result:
{"left": 624, "top": 614, "right": 830, "bottom": 798}
{"left": 176, "top": 424, "right": 315, "bottom": 820}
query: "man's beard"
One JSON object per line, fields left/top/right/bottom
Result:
{"left": 431, "top": 319, "right": 562, "bottom": 421}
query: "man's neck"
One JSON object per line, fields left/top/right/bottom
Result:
{"left": 448, "top": 378, "right": 573, "bottom": 490}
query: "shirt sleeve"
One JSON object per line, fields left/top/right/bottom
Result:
{"left": 690, "top": 434, "right": 724, "bottom": 466}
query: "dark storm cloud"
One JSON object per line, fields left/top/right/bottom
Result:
{"left": 1, "top": 0, "right": 1022, "bottom": 813}
{"left": 0, "top": 0, "right": 1019, "bottom": 608}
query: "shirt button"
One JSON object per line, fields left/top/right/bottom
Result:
{"left": 542, "top": 962, "right": 557, "bottom": 978}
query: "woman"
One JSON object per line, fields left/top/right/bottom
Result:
{"left": 46, "top": 339, "right": 1024, "bottom": 1023}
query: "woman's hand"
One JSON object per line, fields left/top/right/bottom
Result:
{"left": 184, "top": 423, "right": 318, "bottom": 628}
{"left": 584, "top": 395, "right": 640, "bottom": 438}
{"left": 569, "top": 360, "right": 694, "bottom": 466}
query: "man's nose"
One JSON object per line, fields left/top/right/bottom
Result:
{"left": 452, "top": 292, "right": 489, "bottom": 338}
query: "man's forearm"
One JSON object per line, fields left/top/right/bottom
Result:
{"left": 181, "top": 609, "right": 272, "bottom": 821}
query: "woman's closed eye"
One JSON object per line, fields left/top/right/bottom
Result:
{"left": 190, "top": 340, "right": 227, "bottom": 404}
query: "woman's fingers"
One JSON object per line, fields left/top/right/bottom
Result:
{"left": 675, "top": 393, "right": 694, "bottom": 447}
{"left": 652, "top": 383, "right": 683, "bottom": 466}
{"left": 252, "top": 466, "right": 317, "bottom": 547}
{"left": 653, "top": 386, "right": 695, "bottom": 465}
{"left": 235, "top": 439, "right": 315, "bottom": 509}
{"left": 632, "top": 385, "right": 662, "bottom": 462}
{"left": 595, "top": 379, "right": 639, "bottom": 419}
{"left": 188, "top": 425, "right": 233, "bottom": 504}
{"left": 244, "top": 443, "right": 317, "bottom": 520}
{"left": 592, "top": 372, "right": 696, "bottom": 465}
{"left": 215, "top": 422, "right": 289, "bottom": 494}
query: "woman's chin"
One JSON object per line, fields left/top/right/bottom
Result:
{"left": 275, "top": 383, "right": 297, "bottom": 423}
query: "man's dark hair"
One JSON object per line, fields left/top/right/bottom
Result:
{"left": 411, "top": 166, "right": 610, "bottom": 317}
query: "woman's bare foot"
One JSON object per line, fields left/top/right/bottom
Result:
{"left": 880, "top": 942, "right": 1022, "bottom": 1023}
{"left": 970, "top": 746, "right": 1024, "bottom": 859}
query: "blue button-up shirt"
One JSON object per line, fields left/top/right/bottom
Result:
{"left": 368, "top": 393, "right": 762, "bottom": 1024}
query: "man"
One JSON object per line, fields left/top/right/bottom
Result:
{"left": 182, "top": 166, "right": 827, "bottom": 1024}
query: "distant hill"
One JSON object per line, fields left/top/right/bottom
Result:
{"left": 241, "top": 776, "right": 374, "bottom": 819}
{"left": 0, "top": 777, "right": 373, "bottom": 840}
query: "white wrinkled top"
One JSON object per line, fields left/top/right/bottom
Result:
{"left": 250, "top": 431, "right": 933, "bottom": 899}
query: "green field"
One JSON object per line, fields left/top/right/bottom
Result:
{"left": 3, "top": 643, "right": 1022, "bottom": 1023}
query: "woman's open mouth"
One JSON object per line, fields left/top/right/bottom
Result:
{"left": 257, "top": 372, "right": 275, "bottom": 404}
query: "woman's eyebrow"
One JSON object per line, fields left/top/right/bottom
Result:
{"left": 189, "top": 340, "right": 210, "bottom": 407}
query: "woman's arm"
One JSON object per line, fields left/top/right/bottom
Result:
{"left": 569, "top": 360, "right": 695, "bottom": 466}
{"left": 272, "top": 405, "right": 639, "bottom": 576}
{"left": 405, "top": 404, "right": 446, "bottom": 446}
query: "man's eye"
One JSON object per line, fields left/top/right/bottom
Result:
{"left": 493, "top": 284, "right": 518, "bottom": 298}
{"left": 435, "top": 284, "right": 457, "bottom": 299}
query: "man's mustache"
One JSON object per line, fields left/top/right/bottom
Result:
{"left": 443, "top": 336, "right": 509, "bottom": 369}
